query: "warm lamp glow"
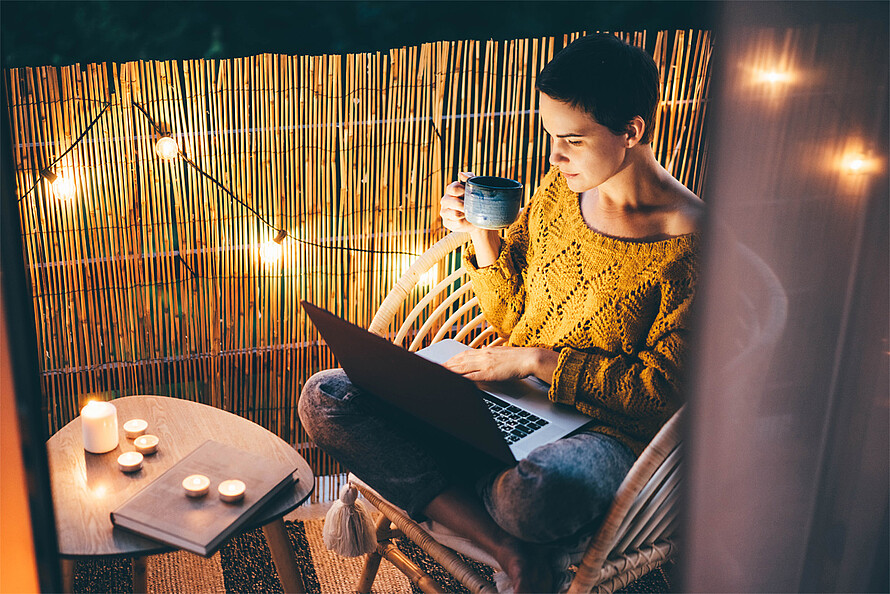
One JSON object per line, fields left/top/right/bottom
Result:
{"left": 261, "top": 241, "right": 283, "bottom": 263}
{"left": 42, "top": 169, "right": 76, "bottom": 200}
{"left": 846, "top": 155, "right": 867, "bottom": 172}
{"left": 838, "top": 147, "right": 880, "bottom": 176}
{"left": 830, "top": 140, "right": 883, "bottom": 195}
{"left": 155, "top": 135, "right": 180, "bottom": 161}
{"left": 757, "top": 69, "right": 793, "bottom": 85}
{"left": 260, "top": 229, "right": 288, "bottom": 264}
{"left": 52, "top": 176, "right": 76, "bottom": 200}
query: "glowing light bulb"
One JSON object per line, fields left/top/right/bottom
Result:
{"left": 43, "top": 170, "right": 76, "bottom": 201}
{"left": 260, "top": 229, "right": 288, "bottom": 264}
{"left": 847, "top": 156, "right": 866, "bottom": 172}
{"left": 53, "top": 176, "right": 76, "bottom": 200}
{"left": 758, "top": 70, "right": 791, "bottom": 85}
{"left": 261, "top": 240, "right": 283, "bottom": 263}
{"left": 155, "top": 135, "right": 179, "bottom": 161}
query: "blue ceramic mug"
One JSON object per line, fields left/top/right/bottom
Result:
{"left": 463, "top": 176, "right": 523, "bottom": 230}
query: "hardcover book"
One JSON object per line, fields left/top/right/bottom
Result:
{"left": 111, "top": 439, "right": 299, "bottom": 557}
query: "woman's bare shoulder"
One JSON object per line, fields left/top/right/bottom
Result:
{"left": 666, "top": 182, "right": 705, "bottom": 236}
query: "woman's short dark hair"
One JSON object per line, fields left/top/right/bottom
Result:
{"left": 536, "top": 34, "right": 660, "bottom": 144}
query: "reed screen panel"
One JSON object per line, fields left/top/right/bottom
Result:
{"left": 5, "top": 30, "right": 712, "bottom": 499}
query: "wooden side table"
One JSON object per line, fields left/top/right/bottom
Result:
{"left": 47, "top": 395, "right": 314, "bottom": 593}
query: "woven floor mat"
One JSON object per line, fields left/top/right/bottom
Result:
{"left": 72, "top": 517, "right": 669, "bottom": 593}
{"left": 72, "top": 518, "right": 410, "bottom": 593}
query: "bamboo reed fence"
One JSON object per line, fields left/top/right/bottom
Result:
{"left": 4, "top": 30, "right": 712, "bottom": 501}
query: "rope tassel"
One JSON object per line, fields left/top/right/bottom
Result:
{"left": 322, "top": 483, "right": 377, "bottom": 557}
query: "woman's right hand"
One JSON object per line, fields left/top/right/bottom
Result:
{"left": 440, "top": 171, "right": 502, "bottom": 266}
{"left": 439, "top": 171, "right": 478, "bottom": 233}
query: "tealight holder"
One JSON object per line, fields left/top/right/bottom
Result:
{"left": 123, "top": 419, "right": 148, "bottom": 439}
{"left": 134, "top": 434, "right": 159, "bottom": 455}
{"left": 117, "top": 451, "right": 144, "bottom": 473}
{"left": 218, "top": 479, "right": 246, "bottom": 503}
{"left": 183, "top": 474, "right": 210, "bottom": 498}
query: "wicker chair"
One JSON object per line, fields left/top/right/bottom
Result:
{"left": 347, "top": 232, "right": 784, "bottom": 593}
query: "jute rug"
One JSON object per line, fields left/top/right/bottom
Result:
{"left": 72, "top": 518, "right": 671, "bottom": 593}
{"left": 72, "top": 518, "right": 411, "bottom": 594}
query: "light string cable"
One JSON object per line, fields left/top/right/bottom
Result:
{"left": 128, "top": 101, "right": 203, "bottom": 280}
{"left": 131, "top": 101, "right": 426, "bottom": 262}
{"left": 17, "top": 99, "right": 112, "bottom": 203}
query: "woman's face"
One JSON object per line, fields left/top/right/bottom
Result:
{"left": 539, "top": 93, "right": 630, "bottom": 194}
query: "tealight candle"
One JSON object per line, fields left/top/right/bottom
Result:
{"left": 133, "top": 434, "right": 159, "bottom": 455}
{"left": 123, "top": 418, "right": 148, "bottom": 439}
{"left": 218, "top": 479, "right": 246, "bottom": 503}
{"left": 81, "top": 401, "right": 119, "bottom": 454}
{"left": 117, "top": 451, "right": 144, "bottom": 473}
{"left": 182, "top": 474, "right": 210, "bottom": 498}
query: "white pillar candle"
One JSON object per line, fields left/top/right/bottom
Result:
{"left": 218, "top": 479, "right": 246, "bottom": 503}
{"left": 182, "top": 474, "right": 210, "bottom": 498}
{"left": 133, "top": 434, "right": 159, "bottom": 455}
{"left": 117, "top": 451, "right": 144, "bottom": 473}
{"left": 81, "top": 401, "right": 119, "bottom": 454}
{"left": 123, "top": 418, "right": 148, "bottom": 439}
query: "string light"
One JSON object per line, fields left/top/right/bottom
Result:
{"left": 756, "top": 69, "right": 793, "bottom": 85}
{"left": 845, "top": 154, "right": 868, "bottom": 173}
{"left": 155, "top": 135, "right": 180, "bottom": 161}
{"left": 260, "top": 229, "right": 288, "bottom": 264}
{"left": 836, "top": 139, "right": 880, "bottom": 176}
{"left": 41, "top": 169, "right": 76, "bottom": 201}
{"left": 18, "top": 100, "right": 421, "bottom": 261}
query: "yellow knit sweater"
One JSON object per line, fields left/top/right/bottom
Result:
{"left": 464, "top": 168, "right": 700, "bottom": 456}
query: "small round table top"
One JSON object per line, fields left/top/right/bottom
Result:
{"left": 47, "top": 395, "right": 314, "bottom": 557}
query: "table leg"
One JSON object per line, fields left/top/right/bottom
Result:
{"left": 132, "top": 556, "right": 147, "bottom": 593}
{"left": 61, "top": 558, "right": 74, "bottom": 593}
{"left": 262, "top": 517, "right": 306, "bottom": 594}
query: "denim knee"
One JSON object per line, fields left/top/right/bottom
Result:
{"left": 482, "top": 432, "right": 635, "bottom": 543}
{"left": 297, "top": 367, "right": 451, "bottom": 518}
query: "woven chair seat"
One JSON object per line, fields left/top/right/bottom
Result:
{"left": 350, "top": 473, "right": 633, "bottom": 593}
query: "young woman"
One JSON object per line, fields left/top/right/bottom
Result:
{"left": 300, "top": 33, "right": 703, "bottom": 593}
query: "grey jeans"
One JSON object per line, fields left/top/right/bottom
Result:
{"left": 298, "top": 368, "right": 635, "bottom": 544}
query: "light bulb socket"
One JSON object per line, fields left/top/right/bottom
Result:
{"left": 273, "top": 229, "right": 287, "bottom": 244}
{"left": 41, "top": 169, "right": 58, "bottom": 183}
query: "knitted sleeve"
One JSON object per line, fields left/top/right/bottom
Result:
{"left": 462, "top": 167, "right": 560, "bottom": 336}
{"left": 462, "top": 212, "right": 529, "bottom": 336}
{"left": 550, "top": 253, "right": 697, "bottom": 450}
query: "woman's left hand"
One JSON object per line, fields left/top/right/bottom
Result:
{"left": 443, "top": 346, "right": 558, "bottom": 383}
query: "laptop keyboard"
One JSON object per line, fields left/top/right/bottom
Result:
{"left": 483, "top": 396, "right": 550, "bottom": 444}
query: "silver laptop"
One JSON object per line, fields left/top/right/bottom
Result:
{"left": 302, "top": 300, "right": 591, "bottom": 465}
{"left": 415, "top": 339, "right": 593, "bottom": 460}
